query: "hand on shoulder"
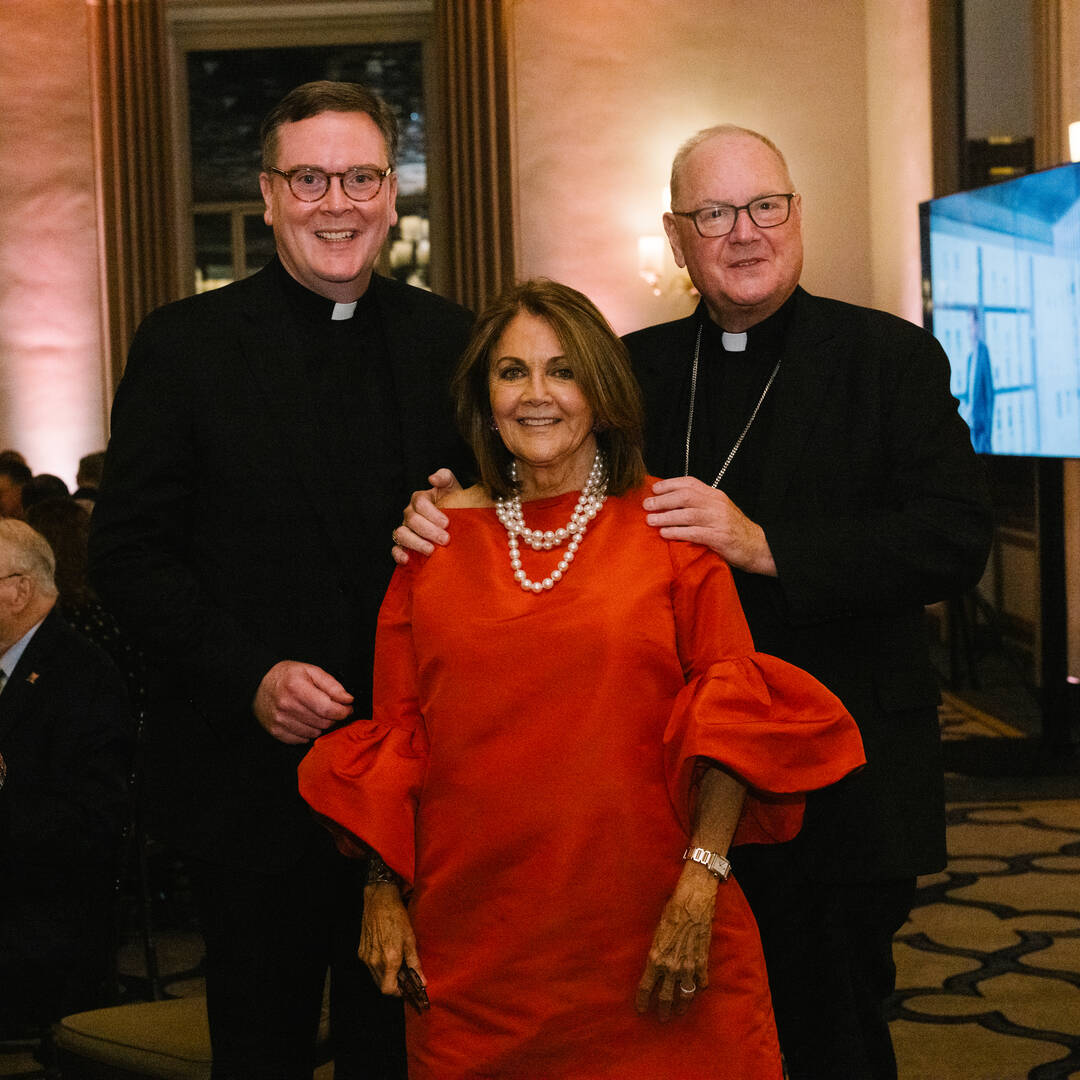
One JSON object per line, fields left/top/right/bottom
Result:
{"left": 439, "top": 484, "right": 493, "bottom": 510}
{"left": 392, "top": 469, "right": 462, "bottom": 564}
{"left": 643, "top": 477, "right": 777, "bottom": 576}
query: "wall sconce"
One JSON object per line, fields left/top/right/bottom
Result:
{"left": 638, "top": 235, "right": 666, "bottom": 295}
{"left": 1070, "top": 121, "right": 1080, "bottom": 163}
{"left": 638, "top": 185, "right": 696, "bottom": 297}
{"left": 637, "top": 233, "right": 696, "bottom": 297}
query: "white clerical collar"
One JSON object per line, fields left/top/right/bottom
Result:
{"left": 721, "top": 331, "right": 748, "bottom": 352}
{"left": 331, "top": 301, "right": 358, "bottom": 321}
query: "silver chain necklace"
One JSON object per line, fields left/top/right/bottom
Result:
{"left": 683, "top": 322, "right": 783, "bottom": 487}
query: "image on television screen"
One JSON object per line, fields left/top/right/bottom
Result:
{"left": 920, "top": 161, "right": 1080, "bottom": 458}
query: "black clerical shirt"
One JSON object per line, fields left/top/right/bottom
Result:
{"left": 274, "top": 260, "right": 405, "bottom": 707}
{"left": 682, "top": 293, "right": 796, "bottom": 518}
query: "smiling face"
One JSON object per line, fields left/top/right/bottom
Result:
{"left": 664, "top": 132, "right": 803, "bottom": 332}
{"left": 259, "top": 110, "right": 397, "bottom": 302}
{"left": 488, "top": 311, "right": 598, "bottom": 495}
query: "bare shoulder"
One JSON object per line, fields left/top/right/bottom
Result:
{"left": 441, "top": 484, "right": 495, "bottom": 510}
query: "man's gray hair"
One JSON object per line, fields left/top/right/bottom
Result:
{"left": 669, "top": 124, "right": 794, "bottom": 206}
{"left": 0, "top": 518, "right": 57, "bottom": 596}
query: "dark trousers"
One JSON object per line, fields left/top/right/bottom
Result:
{"left": 731, "top": 844, "right": 916, "bottom": 1080}
{"left": 0, "top": 885, "right": 115, "bottom": 1032}
{"left": 188, "top": 839, "right": 406, "bottom": 1080}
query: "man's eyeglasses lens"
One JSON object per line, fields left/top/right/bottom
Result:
{"left": 684, "top": 195, "right": 794, "bottom": 237}
{"left": 272, "top": 166, "right": 390, "bottom": 203}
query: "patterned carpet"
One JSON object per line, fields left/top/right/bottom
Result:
{"left": 3, "top": 694, "right": 1078, "bottom": 1079}
{"left": 890, "top": 798, "right": 1080, "bottom": 1079}
{"left": 888, "top": 693, "right": 1080, "bottom": 1080}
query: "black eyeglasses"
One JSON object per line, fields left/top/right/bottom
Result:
{"left": 670, "top": 193, "right": 797, "bottom": 238}
{"left": 267, "top": 165, "right": 393, "bottom": 203}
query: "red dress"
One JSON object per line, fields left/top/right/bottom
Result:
{"left": 299, "top": 485, "right": 864, "bottom": 1079}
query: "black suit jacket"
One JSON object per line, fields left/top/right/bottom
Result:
{"left": 0, "top": 608, "right": 131, "bottom": 918}
{"left": 625, "top": 287, "right": 992, "bottom": 880}
{"left": 89, "top": 264, "right": 473, "bottom": 871}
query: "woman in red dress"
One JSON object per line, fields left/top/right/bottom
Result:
{"left": 299, "top": 280, "right": 864, "bottom": 1079}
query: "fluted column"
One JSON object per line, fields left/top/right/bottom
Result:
{"left": 86, "top": 0, "right": 178, "bottom": 395}
{"left": 437, "top": 0, "right": 516, "bottom": 310}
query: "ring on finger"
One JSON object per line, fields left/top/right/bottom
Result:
{"left": 678, "top": 980, "right": 696, "bottom": 996}
{"left": 391, "top": 528, "right": 400, "bottom": 546}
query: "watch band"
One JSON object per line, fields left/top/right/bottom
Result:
{"left": 683, "top": 845, "right": 732, "bottom": 881}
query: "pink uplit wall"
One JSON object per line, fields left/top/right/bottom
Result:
{"left": 865, "top": 0, "right": 932, "bottom": 326}
{"left": 0, "top": 0, "right": 104, "bottom": 488}
{"left": 506, "top": 0, "right": 931, "bottom": 336}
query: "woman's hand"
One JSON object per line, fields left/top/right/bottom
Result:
{"left": 635, "top": 766, "right": 743, "bottom": 1020}
{"left": 634, "top": 863, "right": 718, "bottom": 1022}
{"left": 360, "top": 882, "right": 426, "bottom": 998}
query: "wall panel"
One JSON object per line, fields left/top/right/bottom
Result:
{"left": 0, "top": 0, "right": 103, "bottom": 484}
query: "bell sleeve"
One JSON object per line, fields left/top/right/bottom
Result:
{"left": 298, "top": 564, "right": 427, "bottom": 884}
{"left": 664, "top": 543, "right": 865, "bottom": 846}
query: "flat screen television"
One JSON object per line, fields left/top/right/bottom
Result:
{"left": 919, "top": 161, "right": 1080, "bottom": 457}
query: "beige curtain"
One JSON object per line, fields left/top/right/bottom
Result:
{"left": 438, "top": 0, "right": 516, "bottom": 311}
{"left": 87, "top": 0, "right": 177, "bottom": 394}
{"left": 1033, "top": 0, "right": 1064, "bottom": 168}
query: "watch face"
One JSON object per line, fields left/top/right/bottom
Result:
{"left": 710, "top": 853, "right": 732, "bottom": 880}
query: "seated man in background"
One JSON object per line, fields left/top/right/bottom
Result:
{"left": 26, "top": 497, "right": 146, "bottom": 714}
{"left": 0, "top": 519, "right": 131, "bottom": 1034}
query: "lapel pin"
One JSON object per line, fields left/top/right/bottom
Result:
{"left": 26, "top": 672, "right": 39, "bottom": 684}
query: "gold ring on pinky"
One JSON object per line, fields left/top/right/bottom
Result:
{"left": 391, "top": 528, "right": 400, "bottom": 546}
{"left": 678, "top": 981, "right": 695, "bottom": 995}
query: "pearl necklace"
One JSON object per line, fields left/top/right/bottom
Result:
{"left": 495, "top": 451, "right": 608, "bottom": 593}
